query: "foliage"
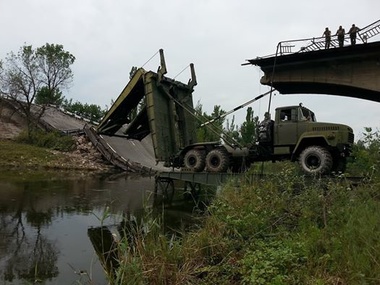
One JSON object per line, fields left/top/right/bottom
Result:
{"left": 0, "top": 139, "right": 79, "bottom": 172}
{"left": 15, "top": 129, "right": 75, "bottom": 152}
{"left": 103, "top": 161, "right": 380, "bottom": 284}
{"left": 347, "top": 127, "right": 380, "bottom": 178}
{"left": 240, "top": 106, "right": 259, "bottom": 145}
{"left": 194, "top": 102, "right": 258, "bottom": 146}
{"left": 62, "top": 98, "right": 105, "bottom": 122}
{"left": 225, "top": 115, "right": 241, "bottom": 143}
{"left": 0, "top": 43, "right": 75, "bottom": 137}
{"left": 35, "top": 43, "right": 75, "bottom": 91}
{"left": 35, "top": 86, "right": 64, "bottom": 106}
{"left": 240, "top": 240, "right": 304, "bottom": 285}
{"left": 195, "top": 102, "right": 226, "bottom": 142}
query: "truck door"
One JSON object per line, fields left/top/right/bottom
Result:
{"left": 275, "top": 108, "right": 298, "bottom": 147}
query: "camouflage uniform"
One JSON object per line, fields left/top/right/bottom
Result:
{"left": 336, "top": 26, "right": 345, "bottom": 48}
{"left": 322, "top": 27, "right": 331, "bottom": 49}
{"left": 349, "top": 24, "right": 360, "bottom": 45}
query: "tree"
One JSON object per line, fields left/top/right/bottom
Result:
{"left": 62, "top": 99, "right": 105, "bottom": 123}
{"left": 0, "top": 43, "right": 75, "bottom": 138}
{"left": 35, "top": 86, "right": 64, "bottom": 106}
{"left": 225, "top": 115, "right": 241, "bottom": 143}
{"left": 195, "top": 102, "right": 226, "bottom": 142}
{"left": 240, "top": 107, "right": 259, "bottom": 145}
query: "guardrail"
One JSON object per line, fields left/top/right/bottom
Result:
{"left": 255, "top": 19, "right": 380, "bottom": 59}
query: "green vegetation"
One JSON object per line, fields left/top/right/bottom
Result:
{"left": 99, "top": 170, "right": 380, "bottom": 284}
{"left": 0, "top": 140, "right": 70, "bottom": 171}
{"left": 35, "top": 86, "right": 64, "bottom": 106}
{"left": 0, "top": 43, "right": 75, "bottom": 138}
{"left": 62, "top": 98, "right": 106, "bottom": 123}
{"left": 97, "top": 129, "right": 380, "bottom": 285}
{"left": 0, "top": 136, "right": 101, "bottom": 175}
{"left": 0, "top": 43, "right": 105, "bottom": 138}
{"left": 16, "top": 129, "right": 75, "bottom": 152}
{"left": 348, "top": 127, "right": 380, "bottom": 177}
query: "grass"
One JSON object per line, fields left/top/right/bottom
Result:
{"left": 96, "top": 164, "right": 380, "bottom": 285}
{"left": 0, "top": 140, "right": 108, "bottom": 180}
{"left": 0, "top": 140, "right": 60, "bottom": 168}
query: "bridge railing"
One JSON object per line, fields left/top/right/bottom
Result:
{"left": 273, "top": 19, "right": 380, "bottom": 57}
{"left": 358, "top": 19, "right": 380, "bottom": 42}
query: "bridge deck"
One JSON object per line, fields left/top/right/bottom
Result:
{"left": 245, "top": 41, "right": 380, "bottom": 103}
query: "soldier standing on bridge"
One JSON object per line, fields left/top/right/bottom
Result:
{"left": 336, "top": 25, "right": 345, "bottom": 47}
{"left": 322, "top": 27, "right": 332, "bottom": 49}
{"left": 349, "top": 24, "right": 360, "bottom": 45}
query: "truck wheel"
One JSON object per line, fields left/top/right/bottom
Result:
{"left": 183, "top": 149, "right": 205, "bottom": 172}
{"left": 299, "top": 146, "right": 333, "bottom": 175}
{"left": 206, "top": 148, "right": 230, "bottom": 173}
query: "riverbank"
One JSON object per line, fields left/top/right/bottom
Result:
{"left": 102, "top": 168, "right": 380, "bottom": 284}
{"left": 0, "top": 108, "right": 114, "bottom": 173}
{"left": 0, "top": 139, "right": 114, "bottom": 174}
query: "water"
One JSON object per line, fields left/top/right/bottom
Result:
{"left": 0, "top": 171, "right": 176, "bottom": 285}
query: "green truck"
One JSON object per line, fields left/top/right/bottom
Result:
{"left": 178, "top": 103, "right": 354, "bottom": 175}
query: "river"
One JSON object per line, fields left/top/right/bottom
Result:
{"left": 0, "top": 170, "right": 203, "bottom": 285}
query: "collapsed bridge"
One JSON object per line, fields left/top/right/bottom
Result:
{"left": 90, "top": 49, "right": 199, "bottom": 173}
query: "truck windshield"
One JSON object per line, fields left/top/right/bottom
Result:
{"left": 300, "top": 107, "right": 316, "bottom": 122}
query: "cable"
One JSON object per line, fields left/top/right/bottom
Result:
{"left": 141, "top": 50, "right": 160, "bottom": 68}
{"left": 173, "top": 64, "right": 190, "bottom": 80}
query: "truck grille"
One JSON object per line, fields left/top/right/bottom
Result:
{"left": 348, "top": 132, "right": 354, "bottom": 143}
{"left": 312, "top": 126, "right": 340, "bottom": 131}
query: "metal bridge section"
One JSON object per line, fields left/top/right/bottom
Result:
{"left": 96, "top": 49, "right": 198, "bottom": 164}
{"left": 244, "top": 19, "right": 380, "bottom": 103}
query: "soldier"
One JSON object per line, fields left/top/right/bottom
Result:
{"left": 336, "top": 25, "right": 345, "bottom": 47}
{"left": 257, "top": 112, "right": 274, "bottom": 144}
{"left": 322, "top": 27, "right": 331, "bottom": 49}
{"left": 349, "top": 24, "right": 360, "bottom": 45}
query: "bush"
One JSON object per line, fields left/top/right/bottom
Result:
{"left": 97, "top": 157, "right": 380, "bottom": 284}
{"left": 348, "top": 127, "right": 380, "bottom": 178}
{"left": 16, "top": 129, "right": 75, "bottom": 152}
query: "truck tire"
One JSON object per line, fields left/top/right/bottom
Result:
{"left": 206, "top": 148, "right": 230, "bottom": 173}
{"left": 183, "top": 149, "right": 205, "bottom": 172}
{"left": 299, "top": 146, "right": 333, "bottom": 175}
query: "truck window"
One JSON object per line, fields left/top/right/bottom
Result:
{"left": 280, "top": 109, "right": 292, "bottom": 121}
{"left": 300, "top": 107, "right": 316, "bottom": 122}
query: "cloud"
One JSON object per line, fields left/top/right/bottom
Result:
{"left": 1, "top": 0, "right": 379, "bottom": 138}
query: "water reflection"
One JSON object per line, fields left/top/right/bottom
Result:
{"left": 0, "top": 171, "right": 159, "bottom": 285}
{"left": 0, "top": 170, "right": 214, "bottom": 284}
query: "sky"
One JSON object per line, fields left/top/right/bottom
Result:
{"left": 1, "top": 0, "right": 379, "bottom": 140}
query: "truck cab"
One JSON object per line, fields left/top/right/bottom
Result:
{"left": 260, "top": 104, "right": 354, "bottom": 174}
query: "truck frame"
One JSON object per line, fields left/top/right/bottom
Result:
{"left": 174, "top": 103, "right": 354, "bottom": 175}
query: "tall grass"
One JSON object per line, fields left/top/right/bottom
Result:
{"left": 16, "top": 129, "right": 75, "bottom": 151}
{"left": 96, "top": 165, "right": 380, "bottom": 284}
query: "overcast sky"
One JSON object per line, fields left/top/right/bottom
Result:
{"left": 1, "top": 0, "right": 379, "bottom": 139}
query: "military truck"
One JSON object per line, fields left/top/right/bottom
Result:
{"left": 174, "top": 103, "right": 354, "bottom": 175}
